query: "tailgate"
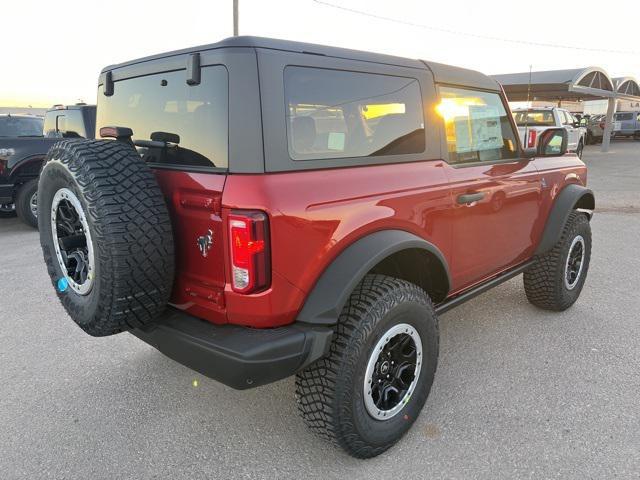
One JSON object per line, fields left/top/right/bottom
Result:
{"left": 153, "top": 169, "right": 228, "bottom": 324}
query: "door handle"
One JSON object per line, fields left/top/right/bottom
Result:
{"left": 457, "top": 192, "right": 485, "bottom": 204}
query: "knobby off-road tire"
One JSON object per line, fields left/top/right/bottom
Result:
{"left": 296, "top": 274, "right": 439, "bottom": 458}
{"left": 16, "top": 178, "right": 39, "bottom": 228}
{"left": 38, "top": 140, "right": 175, "bottom": 336}
{"left": 524, "top": 212, "right": 591, "bottom": 311}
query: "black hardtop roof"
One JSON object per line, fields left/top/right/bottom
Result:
{"left": 101, "top": 36, "right": 500, "bottom": 91}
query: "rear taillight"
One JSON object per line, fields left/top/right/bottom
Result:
{"left": 527, "top": 129, "right": 538, "bottom": 148}
{"left": 228, "top": 211, "right": 270, "bottom": 294}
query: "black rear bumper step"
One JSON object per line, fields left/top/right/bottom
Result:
{"left": 132, "top": 308, "right": 333, "bottom": 390}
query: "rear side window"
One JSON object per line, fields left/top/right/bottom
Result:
{"left": 45, "top": 110, "right": 89, "bottom": 138}
{"left": 97, "top": 65, "right": 228, "bottom": 169}
{"left": 437, "top": 86, "right": 518, "bottom": 165}
{"left": 284, "top": 67, "right": 425, "bottom": 161}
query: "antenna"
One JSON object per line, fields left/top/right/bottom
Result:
{"left": 233, "top": 0, "right": 239, "bottom": 36}
{"left": 523, "top": 64, "right": 533, "bottom": 149}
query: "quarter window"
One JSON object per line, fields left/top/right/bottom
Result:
{"left": 284, "top": 67, "right": 425, "bottom": 161}
{"left": 97, "top": 66, "right": 228, "bottom": 169}
{"left": 437, "top": 86, "right": 518, "bottom": 164}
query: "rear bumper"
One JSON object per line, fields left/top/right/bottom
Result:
{"left": 131, "top": 308, "right": 333, "bottom": 390}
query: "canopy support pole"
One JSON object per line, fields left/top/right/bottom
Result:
{"left": 601, "top": 97, "right": 616, "bottom": 153}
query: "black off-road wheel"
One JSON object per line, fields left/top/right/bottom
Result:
{"left": 15, "top": 178, "right": 39, "bottom": 228}
{"left": 296, "top": 274, "right": 439, "bottom": 458}
{"left": 524, "top": 212, "right": 591, "bottom": 311}
{"left": 38, "top": 140, "right": 175, "bottom": 337}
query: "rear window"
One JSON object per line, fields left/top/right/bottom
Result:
{"left": 0, "top": 116, "right": 43, "bottom": 137}
{"left": 284, "top": 67, "right": 425, "bottom": 161}
{"left": 97, "top": 65, "right": 228, "bottom": 169}
{"left": 614, "top": 112, "right": 634, "bottom": 121}
{"left": 513, "top": 110, "right": 555, "bottom": 127}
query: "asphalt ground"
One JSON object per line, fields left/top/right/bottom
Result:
{"left": 1, "top": 141, "right": 639, "bottom": 479}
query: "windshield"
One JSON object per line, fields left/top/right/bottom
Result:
{"left": 513, "top": 110, "right": 555, "bottom": 127}
{"left": 0, "top": 116, "right": 44, "bottom": 137}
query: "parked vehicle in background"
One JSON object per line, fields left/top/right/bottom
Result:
{"left": 0, "top": 105, "right": 95, "bottom": 228}
{"left": 572, "top": 113, "right": 590, "bottom": 127}
{"left": 37, "top": 36, "right": 594, "bottom": 458}
{"left": 612, "top": 111, "right": 640, "bottom": 139}
{"left": 586, "top": 114, "right": 607, "bottom": 144}
{"left": 44, "top": 104, "right": 96, "bottom": 139}
{"left": 513, "top": 107, "right": 587, "bottom": 157}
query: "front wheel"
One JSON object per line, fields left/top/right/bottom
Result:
{"left": 296, "top": 274, "right": 439, "bottom": 458}
{"left": 524, "top": 212, "right": 591, "bottom": 311}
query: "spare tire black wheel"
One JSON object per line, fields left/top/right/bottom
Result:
{"left": 38, "top": 140, "right": 175, "bottom": 337}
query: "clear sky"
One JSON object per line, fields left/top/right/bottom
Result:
{"left": 1, "top": 0, "right": 637, "bottom": 107}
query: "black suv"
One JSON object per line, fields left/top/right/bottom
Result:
{"left": 0, "top": 105, "right": 95, "bottom": 227}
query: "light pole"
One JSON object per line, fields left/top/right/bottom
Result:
{"left": 233, "top": 0, "right": 239, "bottom": 36}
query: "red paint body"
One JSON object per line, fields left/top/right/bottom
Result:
{"left": 153, "top": 153, "right": 587, "bottom": 328}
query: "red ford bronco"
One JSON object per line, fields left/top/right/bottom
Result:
{"left": 37, "top": 37, "right": 594, "bottom": 458}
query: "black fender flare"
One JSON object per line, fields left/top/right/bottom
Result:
{"left": 8, "top": 154, "right": 46, "bottom": 182}
{"left": 296, "top": 230, "right": 451, "bottom": 326}
{"left": 535, "top": 184, "right": 595, "bottom": 255}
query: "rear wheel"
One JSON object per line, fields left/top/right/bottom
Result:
{"left": 575, "top": 140, "right": 584, "bottom": 159}
{"left": 38, "top": 140, "right": 175, "bottom": 336}
{"left": 15, "top": 178, "right": 39, "bottom": 228}
{"left": 296, "top": 274, "right": 439, "bottom": 458}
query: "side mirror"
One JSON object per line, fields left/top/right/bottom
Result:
{"left": 522, "top": 147, "right": 537, "bottom": 159}
{"left": 537, "top": 128, "right": 568, "bottom": 157}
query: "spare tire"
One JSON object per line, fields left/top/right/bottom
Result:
{"left": 38, "top": 140, "right": 175, "bottom": 336}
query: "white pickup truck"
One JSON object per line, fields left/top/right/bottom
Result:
{"left": 513, "top": 107, "right": 587, "bottom": 158}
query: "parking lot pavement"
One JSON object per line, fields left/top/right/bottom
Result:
{"left": 1, "top": 142, "right": 639, "bottom": 480}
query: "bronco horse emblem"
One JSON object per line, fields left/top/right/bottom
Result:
{"left": 196, "top": 230, "right": 213, "bottom": 257}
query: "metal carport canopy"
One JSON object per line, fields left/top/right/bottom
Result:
{"left": 492, "top": 67, "right": 616, "bottom": 101}
{"left": 492, "top": 67, "right": 640, "bottom": 152}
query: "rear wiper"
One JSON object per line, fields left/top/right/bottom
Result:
{"left": 134, "top": 131, "right": 180, "bottom": 149}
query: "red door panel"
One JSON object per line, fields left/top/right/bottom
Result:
{"left": 445, "top": 159, "right": 541, "bottom": 293}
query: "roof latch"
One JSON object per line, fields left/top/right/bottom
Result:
{"left": 187, "top": 53, "right": 201, "bottom": 86}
